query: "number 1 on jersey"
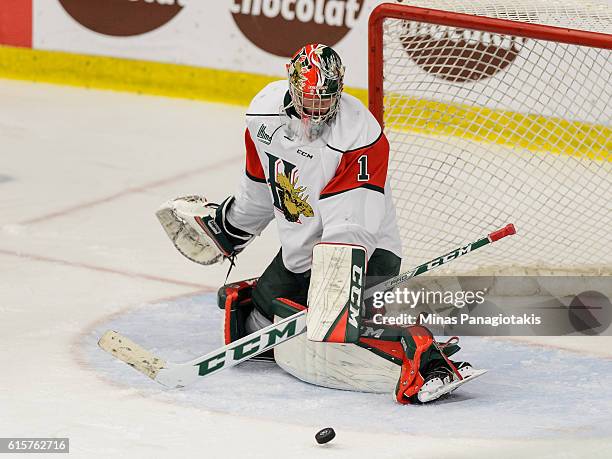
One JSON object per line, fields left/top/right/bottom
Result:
{"left": 357, "top": 155, "right": 370, "bottom": 182}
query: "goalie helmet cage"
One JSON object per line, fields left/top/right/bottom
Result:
{"left": 368, "top": 0, "right": 612, "bottom": 276}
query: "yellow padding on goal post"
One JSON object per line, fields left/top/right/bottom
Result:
{"left": 0, "top": 46, "right": 608, "bottom": 161}
{"left": 385, "top": 96, "right": 611, "bottom": 162}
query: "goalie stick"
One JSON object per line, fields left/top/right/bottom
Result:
{"left": 98, "top": 223, "right": 516, "bottom": 388}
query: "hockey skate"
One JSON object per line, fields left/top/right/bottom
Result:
{"left": 416, "top": 360, "right": 487, "bottom": 403}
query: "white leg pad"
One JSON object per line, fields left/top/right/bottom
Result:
{"left": 275, "top": 322, "right": 400, "bottom": 393}
{"left": 306, "top": 243, "right": 366, "bottom": 343}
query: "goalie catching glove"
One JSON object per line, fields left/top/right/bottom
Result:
{"left": 156, "top": 195, "right": 254, "bottom": 265}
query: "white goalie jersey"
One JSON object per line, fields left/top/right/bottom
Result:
{"left": 227, "top": 80, "right": 402, "bottom": 272}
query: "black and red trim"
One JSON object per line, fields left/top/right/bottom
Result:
{"left": 358, "top": 337, "right": 404, "bottom": 365}
{"left": 320, "top": 132, "right": 389, "bottom": 200}
{"left": 323, "top": 308, "right": 350, "bottom": 342}
{"left": 245, "top": 128, "right": 266, "bottom": 183}
{"left": 276, "top": 297, "right": 308, "bottom": 312}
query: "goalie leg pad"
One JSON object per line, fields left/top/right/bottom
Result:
{"left": 306, "top": 243, "right": 367, "bottom": 344}
{"left": 217, "top": 278, "right": 275, "bottom": 361}
{"left": 217, "top": 278, "right": 258, "bottom": 344}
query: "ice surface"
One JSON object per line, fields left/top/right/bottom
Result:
{"left": 87, "top": 292, "right": 612, "bottom": 440}
{"left": 1, "top": 79, "right": 611, "bottom": 458}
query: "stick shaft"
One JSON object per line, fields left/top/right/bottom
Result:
{"left": 364, "top": 223, "right": 516, "bottom": 299}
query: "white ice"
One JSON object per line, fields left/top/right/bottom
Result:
{"left": 1, "top": 79, "right": 611, "bottom": 458}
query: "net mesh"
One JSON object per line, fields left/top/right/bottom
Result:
{"left": 378, "top": 0, "right": 612, "bottom": 274}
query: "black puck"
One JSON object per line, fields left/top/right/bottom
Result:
{"left": 315, "top": 427, "right": 336, "bottom": 444}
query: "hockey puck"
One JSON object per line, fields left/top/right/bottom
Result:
{"left": 315, "top": 427, "right": 336, "bottom": 444}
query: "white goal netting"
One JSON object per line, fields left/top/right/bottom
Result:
{"left": 374, "top": 0, "right": 612, "bottom": 274}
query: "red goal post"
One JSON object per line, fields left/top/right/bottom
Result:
{"left": 368, "top": 3, "right": 612, "bottom": 126}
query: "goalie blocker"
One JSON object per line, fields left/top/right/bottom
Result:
{"left": 217, "top": 242, "right": 475, "bottom": 404}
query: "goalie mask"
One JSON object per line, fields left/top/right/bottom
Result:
{"left": 285, "top": 43, "right": 345, "bottom": 141}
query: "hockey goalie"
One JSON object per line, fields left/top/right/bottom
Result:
{"left": 156, "top": 43, "right": 479, "bottom": 404}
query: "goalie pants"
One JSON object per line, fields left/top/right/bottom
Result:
{"left": 251, "top": 248, "right": 402, "bottom": 322}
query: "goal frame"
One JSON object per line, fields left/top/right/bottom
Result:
{"left": 367, "top": 3, "right": 612, "bottom": 125}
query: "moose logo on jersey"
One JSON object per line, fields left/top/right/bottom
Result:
{"left": 266, "top": 153, "right": 313, "bottom": 223}
{"left": 276, "top": 172, "right": 314, "bottom": 223}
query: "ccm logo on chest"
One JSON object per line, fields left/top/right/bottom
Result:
{"left": 296, "top": 149, "right": 313, "bottom": 159}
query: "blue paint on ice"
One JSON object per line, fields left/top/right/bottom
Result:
{"left": 84, "top": 293, "right": 612, "bottom": 439}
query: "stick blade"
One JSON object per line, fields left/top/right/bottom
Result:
{"left": 98, "top": 330, "right": 166, "bottom": 380}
